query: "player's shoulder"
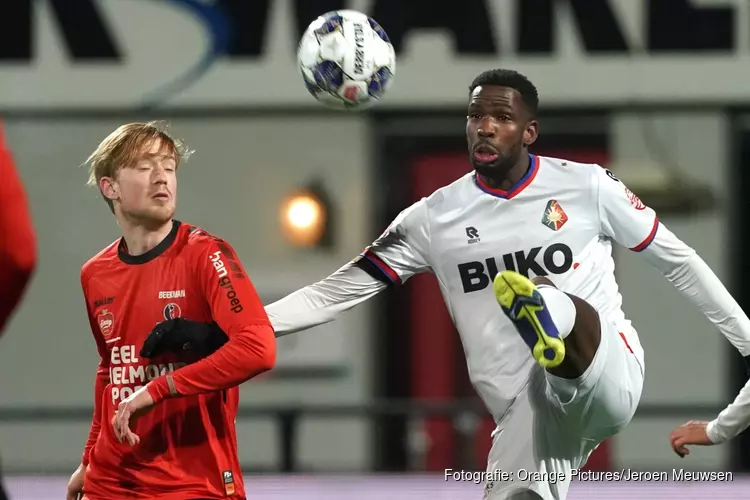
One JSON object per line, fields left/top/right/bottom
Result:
{"left": 388, "top": 172, "right": 474, "bottom": 230}
{"left": 81, "top": 239, "right": 120, "bottom": 282}
{"left": 177, "top": 221, "right": 237, "bottom": 257}
{"left": 536, "top": 154, "right": 609, "bottom": 193}
{"left": 538, "top": 154, "right": 603, "bottom": 178}
{"left": 179, "top": 221, "right": 222, "bottom": 246}
{"left": 394, "top": 172, "right": 492, "bottom": 228}
{"left": 421, "top": 172, "right": 476, "bottom": 210}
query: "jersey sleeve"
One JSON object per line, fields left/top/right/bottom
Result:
{"left": 707, "top": 373, "right": 750, "bottom": 444}
{"left": 595, "top": 167, "right": 659, "bottom": 252}
{"left": 600, "top": 167, "right": 750, "bottom": 357}
{"left": 266, "top": 262, "right": 388, "bottom": 336}
{"left": 146, "top": 237, "right": 276, "bottom": 402}
{"left": 355, "top": 198, "right": 431, "bottom": 285}
{"left": 0, "top": 125, "right": 37, "bottom": 333}
{"left": 80, "top": 273, "right": 110, "bottom": 466}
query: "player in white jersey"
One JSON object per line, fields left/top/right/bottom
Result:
{"left": 265, "top": 69, "right": 750, "bottom": 499}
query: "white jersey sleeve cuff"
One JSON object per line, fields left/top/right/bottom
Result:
{"left": 706, "top": 419, "right": 725, "bottom": 444}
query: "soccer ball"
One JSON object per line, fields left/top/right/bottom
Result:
{"left": 297, "top": 10, "right": 396, "bottom": 110}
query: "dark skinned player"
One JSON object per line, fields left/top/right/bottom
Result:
{"left": 261, "top": 70, "right": 749, "bottom": 499}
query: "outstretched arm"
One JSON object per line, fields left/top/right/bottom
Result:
{"left": 596, "top": 166, "right": 750, "bottom": 355}
{"left": 267, "top": 199, "right": 432, "bottom": 336}
{"left": 639, "top": 227, "right": 750, "bottom": 357}
{"left": 594, "top": 165, "right": 750, "bottom": 449}
{"left": 645, "top": 225, "right": 750, "bottom": 445}
{"left": 267, "top": 262, "right": 388, "bottom": 336}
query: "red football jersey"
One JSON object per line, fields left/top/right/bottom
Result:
{"left": 80, "top": 220, "right": 275, "bottom": 500}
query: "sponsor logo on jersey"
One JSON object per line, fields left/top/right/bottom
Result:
{"left": 158, "top": 289, "right": 186, "bottom": 299}
{"left": 541, "top": 200, "right": 568, "bottom": 231}
{"left": 98, "top": 309, "right": 115, "bottom": 337}
{"left": 108, "top": 344, "right": 187, "bottom": 405}
{"left": 465, "top": 226, "right": 480, "bottom": 244}
{"left": 458, "top": 244, "right": 573, "bottom": 293}
{"left": 624, "top": 186, "right": 646, "bottom": 210}
{"left": 163, "top": 302, "right": 182, "bottom": 320}
{"left": 209, "top": 242, "right": 245, "bottom": 313}
{"left": 605, "top": 169, "right": 620, "bottom": 182}
{"left": 94, "top": 296, "right": 115, "bottom": 308}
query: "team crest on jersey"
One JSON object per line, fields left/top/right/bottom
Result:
{"left": 624, "top": 186, "right": 646, "bottom": 210}
{"left": 541, "top": 200, "right": 568, "bottom": 231}
{"left": 98, "top": 309, "right": 115, "bottom": 337}
{"left": 163, "top": 302, "right": 182, "bottom": 320}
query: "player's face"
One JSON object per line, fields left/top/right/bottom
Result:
{"left": 104, "top": 139, "right": 178, "bottom": 228}
{"left": 466, "top": 85, "right": 538, "bottom": 176}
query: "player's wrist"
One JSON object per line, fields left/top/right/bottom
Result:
{"left": 146, "top": 376, "right": 176, "bottom": 404}
{"left": 706, "top": 419, "right": 725, "bottom": 444}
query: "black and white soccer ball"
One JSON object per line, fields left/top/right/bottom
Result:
{"left": 297, "top": 10, "right": 396, "bottom": 110}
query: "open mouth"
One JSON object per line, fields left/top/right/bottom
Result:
{"left": 473, "top": 144, "right": 499, "bottom": 164}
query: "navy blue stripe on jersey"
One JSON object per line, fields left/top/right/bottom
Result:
{"left": 474, "top": 154, "right": 540, "bottom": 199}
{"left": 355, "top": 254, "right": 393, "bottom": 286}
{"left": 630, "top": 217, "right": 659, "bottom": 252}
{"left": 357, "top": 250, "right": 402, "bottom": 285}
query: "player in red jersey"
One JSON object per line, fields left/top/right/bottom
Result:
{"left": 0, "top": 122, "right": 36, "bottom": 335}
{"left": 67, "top": 122, "right": 276, "bottom": 500}
{"left": 0, "top": 122, "right": 37, "bottom": 500}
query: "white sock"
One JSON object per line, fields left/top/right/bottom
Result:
{"left": 537, "top": 285, "right": 576, "bottom": 339}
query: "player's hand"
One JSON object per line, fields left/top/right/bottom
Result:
{"left": 140, "top": 318, "right": 229, "bottom": 359}
{"left": 670, "top": 420, "right": 712, "bottom": 457}
{"left": 112, "top": 386, "right": 155, "bottom": 446}
{"left": 66, "top": 462, "right": 85, "bottom": 500}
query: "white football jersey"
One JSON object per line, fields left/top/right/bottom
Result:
{"left": 267, "top": 153, "right": 750, "bottom": 434}
{"left": 361, "top": 154, "right": 656, "bottom": 417}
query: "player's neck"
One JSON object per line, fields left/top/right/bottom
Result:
{"left": 117, "top": 217, "right": 174, "bottom": 256}
{"left": 478, "top": 153, "right": 530, "bottom": 190}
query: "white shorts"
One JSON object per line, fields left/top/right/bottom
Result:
{"left": 483, "top": 317, "right": 644, "bottom": 500}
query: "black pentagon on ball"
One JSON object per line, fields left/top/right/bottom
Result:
{"left": 368, "top": 18, "right": 390, "bottom": 43}
{"left": 314, "top": 13, "right": 344, "bottom": 36}
{"left": 313, "top": 60, "right": 345, "bottom": 91}
{"left": 368, "top": 67, "right": 393, "bottom": 98}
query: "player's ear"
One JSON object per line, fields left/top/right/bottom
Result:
{"left": 99, "top": 176, "right": 118, "bottom": 203}
{"left": 523, "top": 119, "right": 539, "bottom": 147}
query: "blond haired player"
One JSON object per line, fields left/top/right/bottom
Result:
{"left": 67, "top": 122, "right": 275, "bottom": 500}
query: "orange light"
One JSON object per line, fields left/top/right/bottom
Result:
{"left": 280, "top": 191, "right": 327, "bottom": 247}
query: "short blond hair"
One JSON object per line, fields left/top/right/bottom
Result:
{"left": 85, "top": 121, "right": 192, "bottom": 212}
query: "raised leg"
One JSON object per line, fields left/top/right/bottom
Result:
{"left": 493, "top": 271, "right": 601, "bottom": 379}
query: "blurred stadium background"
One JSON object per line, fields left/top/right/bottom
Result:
{"left": 2, "top": 0, "right": 750, "bottom": 498}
